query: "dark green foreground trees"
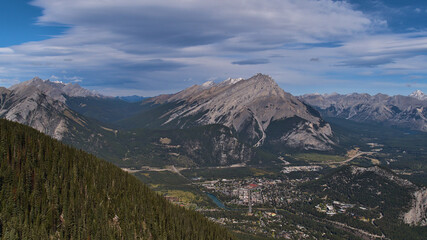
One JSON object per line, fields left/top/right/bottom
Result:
{"left": 0, "top": 119, "right": 235, "bottom": 239}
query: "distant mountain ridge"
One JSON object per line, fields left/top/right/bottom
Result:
{"left": 9, "top": 77, "right": 100, "bottom": 102}
{"left": 8, "top": 76, "right": 427, "bottom": 168}
{"left": 117, "top": 95, "right": 147, "bottom": 103}
{"left": 300, "top": 91, "right": 427, "bottom": 132}
{"left": 132, "top": 73, "right": 336, "bottom": 151}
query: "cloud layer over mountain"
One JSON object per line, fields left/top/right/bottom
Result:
{"left": 1, "top": 0, "right": 427, "bottom": 95}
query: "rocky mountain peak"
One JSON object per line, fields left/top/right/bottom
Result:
{"left": 29, "top": 76, "right": 44, "bottom": 83}
{"left": 222, "top": 77, "right": 244, "bottom": 85}
{"left": 10, "top": 77, "right": 100, "bottom": 103}
{"left": 0, "top": 77, "right": 105, "bottom": 141}
{"left": 0, "top": 87, "right": 10, "bottom": 94}
{"left": 410, "top": 90, "right": 427, "bottom": 100}
{"left": 249, "top": 73, "right": 274, "bottom": 83}
{"left": 147, "top": 73, "right": 335, "bottom": 150}
{"left": 201, "top": 80, "right": 215, "bottom": 88}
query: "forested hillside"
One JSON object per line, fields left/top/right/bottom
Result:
{"left": 0, "top": 119, "right": 235, "bottom": 239}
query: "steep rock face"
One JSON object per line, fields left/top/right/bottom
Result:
{"left": 273, "top": 119, "right": 335, "bottom": 151}
{"left": 0, "top": 77, "right": 100, "bottom": 140}
{"left": 0, "top": 87, "right": 12, "bottom": 110}
{"left": 404, "top": 188, "right": 427, "bottom": 226}
{"left": 0, "top": 89, "right": 68, "bottom": 139}
{"left": 177, "top": 126, "right": 253, "bottom": 166}
{"left": 300, "top": 93, "right": 427, "bottom": 132}
{"left": 147, "top": 74, "right": 335, "bottom": 151}
{"left": 116, "top": 125, "right": 254, "bottom": 167}
{"left": 0, "top": 78, "right": 120, "bottom": 165}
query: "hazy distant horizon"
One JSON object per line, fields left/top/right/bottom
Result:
{"left": 2, "top": 75, "right": 426, "bottom": 98}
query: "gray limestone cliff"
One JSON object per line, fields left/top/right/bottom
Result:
{"left": 404, "top": 188, "right": 427, "bottom": 226}
{"left": 0, "top": 77, "right": 99, "bottom": 140}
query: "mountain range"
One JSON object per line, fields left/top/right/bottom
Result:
{"left": 1, "top": 74, "right": 427, "bottom": 168}
{"left": 0, "top": 74, "right": 339, "bottom": 167}
{"left": 300, "top": 91, "right": 427, "bottom": 132}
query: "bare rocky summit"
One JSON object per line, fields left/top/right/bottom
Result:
{"left": 0, "top": 77, "right": 100, "bottom": 140}
{"left": 147, "top": 74, "right": 335, "bottom": 150}
{"left": 410, "top": 90, "right": 427, "bottom": 101}
{"left": 9, "top": 77, "right": 100, "bottom": 103}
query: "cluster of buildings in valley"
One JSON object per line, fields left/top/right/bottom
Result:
{"left": 315, "top": 201, "right": 356, "bottom": 215}
{"left": 207, "top": 211, "right": 320, "bottom": 239}
{"left": 195, "top": 173, "right": 381, "bottom": 239}
{"left": 315, "top": 200, "right": 378, "bottom": 223}
{"left": 197, "top": 177, "right": 310, "bottom": 208}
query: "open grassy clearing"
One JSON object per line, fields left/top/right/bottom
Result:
{"left": 292, "top": 153, "right": 346, "bottom": 163}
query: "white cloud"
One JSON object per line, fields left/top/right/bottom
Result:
{"left": 336, "top": 32, "right": 427, "bottom": 69}
{"left": 0, "top": 78, "right": 20, "bottom": 86}
{"left": 0, "top": 0, "right": 378, "bottom": 90}
{"left": 0, "top": 48, "right": 14, "bottom": 54}
{"left": 31, "top": 0, "right": 375, "bottom": 46}
{"left": 0, "top": 0, "right": 424, "bottom": 95}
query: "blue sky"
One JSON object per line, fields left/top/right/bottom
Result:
{"left": 1, "top": 0, "right": 427, "bottom": 96}
{"left": 0, "top": 1, "right": 66, "bottom": 47}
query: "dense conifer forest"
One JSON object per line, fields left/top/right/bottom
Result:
{"left": 0, "top": 119, "right": 235, "bottom": 239}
